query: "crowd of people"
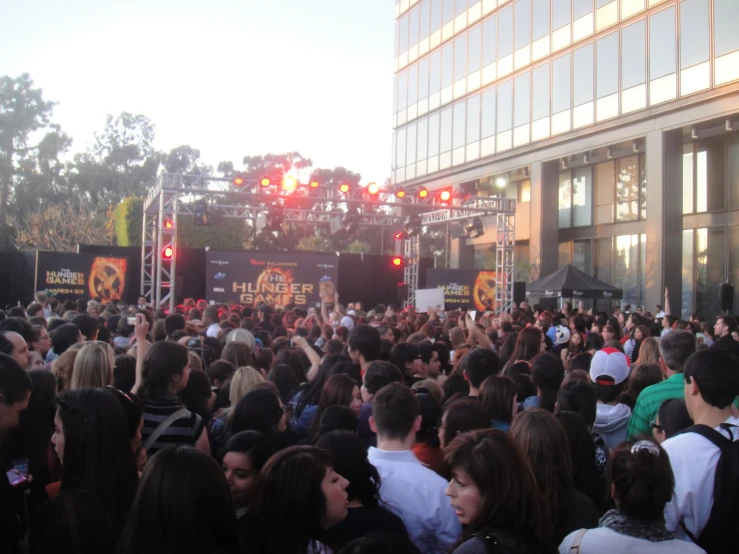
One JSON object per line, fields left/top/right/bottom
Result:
{"left": 0, "top": 289, "right": 738, "bottom": 554}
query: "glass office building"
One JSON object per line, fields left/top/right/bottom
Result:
{"left": 391, "top": 0, "right": 739, "bottom": 320}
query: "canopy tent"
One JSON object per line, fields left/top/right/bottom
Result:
{"left": 526, "top": 264, "right": 623, "bottom": 300}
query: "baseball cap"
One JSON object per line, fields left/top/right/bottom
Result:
{"left": 589, "top": 347, "right": 630, "bottom": 385}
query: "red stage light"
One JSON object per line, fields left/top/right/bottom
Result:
{"left": 310, "top": 181, "right": 320, "bottom": 188}
{"left": 260, "top": 178, "right": 271, "bottom": 187}
{"left": 367, "top": 182, "right": 380, "bottom": 195}
{"left": 394, "top": 231, "right": 403, "bottom": 240}
{"left": 392, "top": 256, "right": 403, "bottom": 267}
{"left": 439, "top": 189, "right": 452, "bottom": 202}
{"left": 282, "top": 175, "right": 298, "bottom": 191}
{"left": 163, "top": 219, "right": 174, "bottom": 230}
{"left": 163, "top": 246, "right": 174, "bottom": 260}
{"left": 396, "top": 190, "right": 406, "bottom": 198}
{"left": 418, "top": 188, "right": 428, "bottom": 198}
{"left": 339, "top": 183, "right": 350, "bottom": 193}
{"left": 233, "top": 176, "right": 245, "bottom": 187}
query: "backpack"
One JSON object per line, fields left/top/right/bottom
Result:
{"left": 680, "top": 423, "right": 739, "bottom": 554}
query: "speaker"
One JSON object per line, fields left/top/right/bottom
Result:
{"left": 719, "top": 283, "right": 734, "bottom": 313}
{"left": 397, "top": 283, "right": 409, "bottom": 302}
{"left": 513, "top": 281, "right": 526, "bottom": 306}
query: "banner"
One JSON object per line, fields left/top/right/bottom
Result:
{"left": 426, "top": 269, "right": 498, "bottom": 311}
{"left": 205, "top": 251, "right": 339, "bottom": 308}
{"left": 36, "top": 252, "right": 128, "bottom": 302}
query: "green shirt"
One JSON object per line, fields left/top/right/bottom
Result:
{"left": 626, "top": 373, "right": 685, "bottom": 439}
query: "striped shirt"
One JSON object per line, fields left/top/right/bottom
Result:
{"left": 626, "top": 373, "right": 684, "bottom": 439}
{"left": 141, "top": 391, "right": 204, "bottom": 455}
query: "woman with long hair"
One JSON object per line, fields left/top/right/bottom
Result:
{"left": 411, "top": 389, "right": 443, "bottom": 473}
{"left": 288, "top": 353, "right": 346, "bottom": 436}
{"left": 504, "top": 327, "right": 544, "bottom": 370}
{"left": 317, "top": 431, "right": 408, "bottom": 551}
{"left": 242, "top": 445, "right": 349, "bottom": 554}
{"left": 231, "top": 386, "right": 297, "bottom": 451}
{"left": 479, "top": 375, "right": 518, "bottom": 432}
{"left": 70, "top": 341, "right": 116, "bottom": 389}
{"left": 438, "top": 400, "right": 490, "bottom": 449}
{"left": 222, "top": 341, "right": 252, "bottom": 370}
{"left": 308, "top": 374, "right": 363, "bottom": 440}
{"left": 510, "top": 409, "right": 599, "bottom": 542}
{"left": 630, "top": 325, "right": 651, "bottom": 364}
{"left": 117, "top": 445, "right": 240, "bottom": 554}
{"left": 138, "top": 341, "right": 210, "bottom": 456}
{"left": 209, "top": 366, "right": 264, "bottom": 456}
{"left": 220, "top": 431, "right": 274, "bottom": 519}
{"left": 635, "top": 336, "right": 660, "bottom": 364}
{"left": 33, "top": 389, "right": 138, "bottom": 554}
{"left": 624, "top": 362, "right": 662, "bottom": 407}
{"left": 444, "top": 429, "right": 556, "bottom": 553}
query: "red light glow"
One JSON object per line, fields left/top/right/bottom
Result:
{"left": 439, "top": 190, "right": 452, "bottom": 202}
{"left": 418, "top": 188, "right": 428, "bottom": 198}
{"left": 260, "top": 178, "right": 271, "bottom": 187}
{"left": 392, "top": 256, "right": 403, "bottom": 267}
{"left": 163, "top": 246, "right": 174, "bottom": 259}
{"left": 367, "top": 182, "right": 380, "bottom": 195}
{"left": 339, "top": 183, "right": 350, "bottom": 193}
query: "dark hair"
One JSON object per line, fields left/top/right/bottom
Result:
{"left": 657, "top": 398, "right": 693, "bottom": 438}
{"left": 294, "top": 353, "right": 347, "bottom": 417}
{"left": 253, "top": 348, "right": 274, "bottom": 375}
{"left": 444, "top": 429, "right": 555, "bottom": 552}
{"left": 50, "top": 323, "right": 80, "bottom": 355}
{"left": 388, "top": 343, "right": 420, "bottom": 376}
{"left": 180, "top": 369, "right": 213, "bottom": 421}
{"left": 106, "top": 385, "right": 144, "bottom": 443}
{"left": 72, "top": 314, "right": 99, "bottom": 341}
{"left": 113, "top": 354, "right": 137, "bottom": 393}
{"left": 56, "top": 389, "right": 138, "bottom": 538}
{"left": 117, "top": 445, "right": 238, "bottom": 554}
{"left": 309, "top": 374, "right": 360, "bottom": 439}
{"left": 338, "top": 530, "right": 421, "bottom": 554}
{"left": 683, "top": 348, "right": 739, "bottom": 409}
{"left": 206, "top": 360, "right": 236, "bottom": 387}
{"left": 510, "top": 409, "right": 574, "bottom": 538}
{"left": 274, "top": 347, "right": 308, "bottom": 383}
{"left": 506, "top": 327, "right": 542, "bottom": 367}
{"left": 242, "top": 446, "right": 335, "bottom": 554}
{"left": 328, "top": 360, "right": 362, "bottom": 386}
{"left": 363, "top": 361, "right": 404, "bottom": 396}
{"left": 585, "top": 334, "right": 604, "bottom": 353}
{"left": 0, "top": 352, "right": 33, "bottom": 407}
{"left": 317, "top": 430, "right": 381, "bottom": 506}
{"left": 442, "top": 372, "right": 470, "bottom": 403}
{"left": 371, "top": 383, "right": 419, "bottom": 440}
{"left": 479, "top": 375, "right": 517, "bottom": 424}
{"left": 313, "top": 405, "right": 358, "bottom": 439}
{"left": 414, "top": 390, "right": 442, "bottom": 446}
{"left": 347, "top": 325, "right": 381, "bottom": 363}
{"left": 608, "top": 439, "right": 674, "bottom": 520}
{"left": 267, "top": 363, "right": 301, "bottom": 403}
{"left": 222, "top": 430, "right": 274, "bottom": 473}
{"left": 569, "top": 352, "right": 593, "bottom": 373}
{"left": 140, "top": 341, "right": 190, "bottom": 395}
{"left": 512, "top": 373, "right": 536, "bottom": 405}
{"left": 325, "top": 339, "right": 344, "bottom": 354}
{"left": 717, "top": 315, "right": 738, "bottom": 334}
{"left": 626, "top": 361, "right": 662, "bottom": 400}
{"left": 231, "top": 388, "right": 283, "bottom": 437}
{"left": 464, "top": 348, "right": 500, "bottom": 388}
{"left": 221, "top": 341, "right": 252, "bottom": 369}
{"left": 659, "top": 330, "right": 696, "bottom": 372}
{"left": 164, "top": 314, "right": 186, "bottom": 337}
{"left": 557, "top": 380, "right": 597, "bottom": 428}
{"left": 0, "top": 317, "right": 35, "bottom": 344}
{"left": 531, "top": 353, "right": 565, "bottom": 413}
{"left": 441, "top": 399, "right": 490, "bottom": 446}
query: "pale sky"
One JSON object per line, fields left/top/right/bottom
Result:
{"left": 1, "top": 0, "right": 395, "bottom": 184}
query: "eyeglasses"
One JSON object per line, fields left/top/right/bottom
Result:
{"left": 649, "top": 420, "right": 663, "bottom": 432}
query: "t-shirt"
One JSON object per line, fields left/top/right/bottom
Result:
{"left": 627, "top": 373, "right": 685, "bottom": 439}
{"left": 140, "top": 391, "right": 204, "bottom": 455}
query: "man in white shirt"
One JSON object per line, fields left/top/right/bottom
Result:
{"left": 368, "top": 383, "right": 461, "bottom": 554}
{"left": 662, "top": 348, "right": 739, "bottom": 548}
{"left": 203, "top": 306, "right": 220, "bottom": 338}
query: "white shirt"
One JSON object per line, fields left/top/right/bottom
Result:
{"left": 559, "top": 527, "right": 705, "bottom": 554}
{"left": 206, "top": 323, "right": 220, "bottom": 338}
{"left": 662, "top": 416, "right": 739, "bottom": 541}
{"left": 367, "top": 448, "right": 461, "bottom": 554}
{"left": 340, "top": 315, "right": 355, "bottom": 330}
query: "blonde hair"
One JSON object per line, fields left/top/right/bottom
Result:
{"left": 188, "top": 351, "right": 203, "bottom": 373}
{"left": 226, "top": 366, "right": 265, "bottom": 421}
{"left": 636, "top": 337, "right": 661, "bottom": 364}
{"left": 70, "top": 342, "right": 115, "bottom": 389}
{"left": 53, "top": 349, "right": 79, "bottom": 391}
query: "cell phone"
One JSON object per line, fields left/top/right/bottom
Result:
{"left": 127, "top": 316, "right": 137, "bottom": 326}
{"left": 186, "top": 337, "right": 202, "bottom": 348}
{"left": 469, "top": 310, "right": 477, "bottom": 321}
{"left": 6, "top": 469, "right": 27, "bottom": 487}
{"left": 12, "top": 458, "right": 29, "bottom": 477}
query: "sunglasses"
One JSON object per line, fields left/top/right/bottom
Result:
{"left": 650, "top": 420, "right": 663, "bottom": 432}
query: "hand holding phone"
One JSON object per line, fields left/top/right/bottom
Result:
{"left": 6, "top": 469, "right": 27, "bottom": 487}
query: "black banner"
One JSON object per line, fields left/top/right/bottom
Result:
{"left": 36, "top": 252, "right": 128, "bottom": 302}
{"left": 426, "top": 269, "right": 498, "bottom": 311}
{"left": 205, "top": 251, "right": 339, "bottom": 308}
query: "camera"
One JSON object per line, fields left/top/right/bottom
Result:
{"left": 126, "top": 316, "right": 137, "bottom": 326}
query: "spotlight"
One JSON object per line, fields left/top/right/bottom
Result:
{"left": 403, "top": 214, "right": 422, "bottom": 237}
{"left": 339, "top": 183, "right": 350, "bottom": 194}
{"left": 163, "top": 246, "right": 174, "bottom": 260}
{"left": 418, "top": 188, "right": 428, "bottom": 199}
{"left": 396, "top": 190, "right": 406, "bottom": 199}
{"left": 260, "top": 177, "right": 271, "bottom": 187}
{"left": 463, "top": 217, "right": 485, "bottom": 239}
{"left": 163, "top": 219, "right": 174, "bottom": 230}
{"left": 439, "top": 189, "right": 452, "bottom": 202}
{"left": 392, "top": 256, "right": 403, "bottom": 267}
{"left": 495, "top": 177, "right": 507, "bottom": 189}
{"left": 367, "top": 182, "right": 380, "bottom": 195}
{"left": 394, "top": 231, "right": 404, "bottom": 240}
{"left": 233, "top": 174, "right": 245, "bottom": 188}
{"left": 310, "top": 181, "right": 320, "bottom": 188}
{"left": 282, "top": 175, "right": 299, "bottom": 192}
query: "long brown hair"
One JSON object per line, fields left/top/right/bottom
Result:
{"left": 309, "top": 374, "right": 359, "bottom": 439}
{"left": 510, "top": 409, "right": 573, "bottom": 539}
{"left": 636, "top": 337, "right": 660, "bottom": 363}
{"left": 505, "top": 327, "right": 542, "bottom": 368}
{"left": 479, "top": 376, "right": 517, "bottom": 424}
{"left": 444, "top": 429, "right": 556, "bottom": 553}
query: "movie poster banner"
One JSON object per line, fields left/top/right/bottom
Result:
{"left": 426, "top": 269, "right": 498, "bottom": 312}
{"left": 36, "top": 252, "right": 128, "bottom": 302}
{"left": 205, "top": 251, "right": 339, "bottom": 308}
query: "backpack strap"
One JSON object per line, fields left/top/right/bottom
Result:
{"left": 568, "top": 529, "right": 588, "bottom": 553}
{"left": 143, "top": 408, "right": 190, "bottom": 452}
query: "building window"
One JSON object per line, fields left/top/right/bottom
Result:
{"left": 558, "top": 167, "right": 592, "bottom": 228}
{"left": 409, "top": 5, "right": 419, "bottom": 48}
{"left": 399, "top": 14, "right": 409, "bottom": 54}
{"left": 574, "top": 0, "right": 593, "bottom": 20}
{"left": 406, "top": 123, "right": 417, "bottom": 165}
{"left": 428, "top": 112, "right": 440, "bottom": 157}
{"left": 519, "top": 180, "right": 531, "bottom": 203}
{"left": 431, "top": 0, "right": 442, "bottom": 33}
{"left": 649, "top": 6, "right": 676, "bottom": 81}
{"left": 714, "top": 0, "right": 739, "bottom": 58}
{"left": 621, "top": 19, "right": 646, "bottom": 90}
{"left": 419, "top": 57, "right": 430, "bottom": 101}
{"left": 398, "top": 70, "right": 408, "bottom": 112}
{"left": 533, "top": 0, "right": 550, "bottom": 42}
{"left": 616, "top": 155, "right": 640, "bottom": 222}
{"left": 417, "top": 118, "right": 429, "bottom": 161}
{"left": 729, "top": 226, "right": 739, "bottom": 318}
{"left": 684, "top": 228, "right": 727, "bottom": 320}
{"left": 596, "top": 32, "right": 618, "bottom": 100}
{"left": 532, "top": 62, "right": 551, "bottom": 121}
{"left": 482, "top": 15, "right": 497, "bottom": 68}
{"left": 497, "top": 80, "right": 513, "bottom": 133}
{"left": 420, "top": 0, "right": 430, "bottom": 41}
{"left": 595, "top": 161, "right": 614, "bottom": 224}
{"left": 573, "top": 240, "right": 592, "bottom": 274}
{"left": 408, "top": 64, "right": 418, "bottom": 106}
{"left": 683, "top": 137, "right": 727, "bottom": 213}
{"left": 430, "top": 50, "right": 441, "bottom": 94}
{"left": 596, "top": 235, "right": 646, "bottom": 306}
{"left": 680, "top": 0, "right": 709, "bottom": 71}
{"left": 558, "top": 241, "right": 572, "bottom": 267}
{"left": 573, "top": 43, "right": 593, "bottom": 108}
{"left": 552, "top": 0, "right": 571, "bottom": 32}
{"left": 498, "top": 6, "right": 513, "bottom": 59}
{"left": 514, "top": 72, "right": 531, "bottom": 127}
{"left": 440, "top": 107, "right": 453, "bottom": 153}
{"left": 452, "top": 102, "right": 466, "bottom": 149}
{"left": 481, "top": 87, "right": 496, "bottom": 139}
{"left": 443, "top": 0, "right": 454, "bottom": 26}
{"left": 552, "top": 54, "right": 571, "bottom": 115}
{"left": 469, "top": 24, "right": 482, "bottom": 75}
{"left": 467, "top": 94, "right": 481, "bottom": 144}
{"left": 442, "top": 43, "right": 454, "bottom": 88}
{"left": 454, "top": 33, "right": 467, "bottom": 83}
{"left": 515, "top": 0, "right": 531, "bottom": 51}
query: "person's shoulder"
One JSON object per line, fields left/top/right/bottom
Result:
{"left": 453, "top": 536, "right": 489, "bottom": 554}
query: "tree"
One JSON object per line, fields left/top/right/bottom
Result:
{"left": 296, "top": 235, "right": 331, "bottom": 252}
{"left": 0, "top": 74, "right": 58, "bottom": 248}
{"left": 241, "top": 152, "right": 312, "bottom": 180}
{"left": 163, "top": 145, "right": 212, "bottom": 176}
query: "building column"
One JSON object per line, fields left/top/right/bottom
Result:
{"left": 448, "top": 232, "right": 475, "bottom": 269}
{"left": 645, "top": 129, "right": 683, "bottom": 316}
{"left": 528, "top": 160, "right": 559, "bottom": 281}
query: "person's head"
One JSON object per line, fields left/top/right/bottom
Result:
{"left": 652, "top": 398, "right": 693, "bottom": 443}
{"left": 70, "top": 341, "right": 115, "bottom": 389}
{"left": 411, "top": 378, "right": 444, "bottom": 406}
{"left": 313, "top": 405, "right": 359, "bottom": 438}
{"left": 141, "top": 341, "right": 191, "bottom": 394}
{"left": 316, "top": 430, "right": 382, "bottom": 507}
{"left": 72, "top": 314, "right": 100, "bottom": 341}
{"left": 118, "top": 445, "right": 239, "bottom": 554}
{"left": 556, "top": 380, "right": 597, "bottom": 429}
{"left": 267, "top": 363, "right": 300, "bottom": 403}
{"left": 479, "top": 375, "right": 518, "bottom": 425}
{"left": 658, "top": 329, "right": 696, "bottom": 374}
{"left": 714, "top": 315, "right": 737, "bottom": 338}
{"left": 0, "top": 353, "right": 33, "bottom": 439}
{"left": 274, "top": 347, "right": 308, "bottom": 383}
{"left": 228, "top": 366, "right": 265, "bottom": 413}
{"left": 253, "top": 347, "right": 274, "bottom": 375}
{"left": 0, "top": 331, "right": 32, "bottom": 368}
{"left": 510, "top": 409, "right": 573, "bottom": 532}
{"left": 317, "top": 374, "right": 363, "bottom": 416}
{"left": 53, "top": 388, "right": 138, "bottom": 536}
{"left": 635, "top": 336, "right": 660, "bottom": 364}
{"left": 413, "top": 389, "right": 442, "bottom": 447}
{"left": 439, "top": 399, "right": 490, "bottom": 448}
{"left": 444, "top": 429, "right": 553, "bottom": 551}
{"left": 243, "top": 446, "right": 349, "bottom": 553}
{"left": 608, "top": 439, "right": 674, "bottom": 520}
{"left": 361, "top": 360, "right": 404, "bottom": 402}
{"left": 509, "top": 327, "right": 545, "bottom": 364}
{"left": 231, "top": 388, "right": 287, "bottom": 437}
{"left": 442, "top": 372, "right": 470, "bottom": 402}
{"left": 388, "top": 342, "right": 422, "bottom": 378}
{"left": 531, "top": 352, "right": 565, "bottom": 412}
{"left": 347, "top": 324, "right": 381, "bottom": 366}
{"left": 627, "top": 361, "right": 662, "bottom": 399}
{"left": 589, "top": 347, "right": 630, "bottom": 404}
{"left": 417, "top": 340, "right": 441, "bottom": 378}
{"left": 634, "top": 325, "right": 650, "bottom": 342}
{"left": 164, "top": 314, "right": 186, "bottom": 338}
{"left": 221, "top": 431, "right": 274, "bottom": 508}
{"left": 221, "top": 341, "right": 252, "bottom": 370}
{"left": 463, "top": 348, "right": 500, "bottom": 393}
{"left": 206, "top": 360, "right": 236, "bottom": 389}
{"left": 32, "top": 324, "right": 51, "bottom": 356}
{"left": 369, "top": 382, "right": 420, "bottom": 443}
{"left": 683, "top": 348, "right": 739, "bottom": 417}
{"left": 203, "top": 306, "right": 220, "bottom": 325}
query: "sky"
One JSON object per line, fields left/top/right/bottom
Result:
{"left": 1, "top": 0, "right": 396, "bottom": 184}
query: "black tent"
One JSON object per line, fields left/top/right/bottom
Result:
{"left": 526, "top": 264, "right": 623, "bottom": 300}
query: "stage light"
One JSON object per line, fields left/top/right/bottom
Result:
{"left": 396, "top": 190, "right": 406, "bottom": 199}
{"left": 233, "top": 174, "right": 245, "bottom": 188}
{"left": 193, "top": 200, "right": 208, "bottom": 226}
{"left": 260, "top": 177, "right": 271, "bottom": 187}
{"left": 495, "top": 177, "right": 507, "bottom": 189}
{"left": 394, "top": 231, "right": 404, "bottom": 240}
{"left": 367, "top": 182, "right": 380, "bottom": 195}
{"left": 163, "top": 246, "right": 174, "bottom": 260}
{"left": 403, "top": 214, "right": 422, "bottom": 237}
{"left": 310, "top": 181, "right": 320, "bottom": 188}
{"left": 282, "top": 175, "right": 298, "bottom": 192}
{"left": 339, "top": 183, "right": 350, "bottom": 194}
{"left": 163, "top": 219, "right": 174, "bottom": 230}
{"left": 418, "top": 188, "right": 428, "bottom": 199}
{"left": 392, "top": 256, "right": 403, "bottom": 267}
{"left": 439, "top": 189, "right": 452, "bottom": 202}
{"left": 463, "top": 217, "right": 485, "bottom": 239}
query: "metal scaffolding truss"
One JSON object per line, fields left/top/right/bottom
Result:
{"left": 404, "top": 197, "right": 517, "bottom": 314}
